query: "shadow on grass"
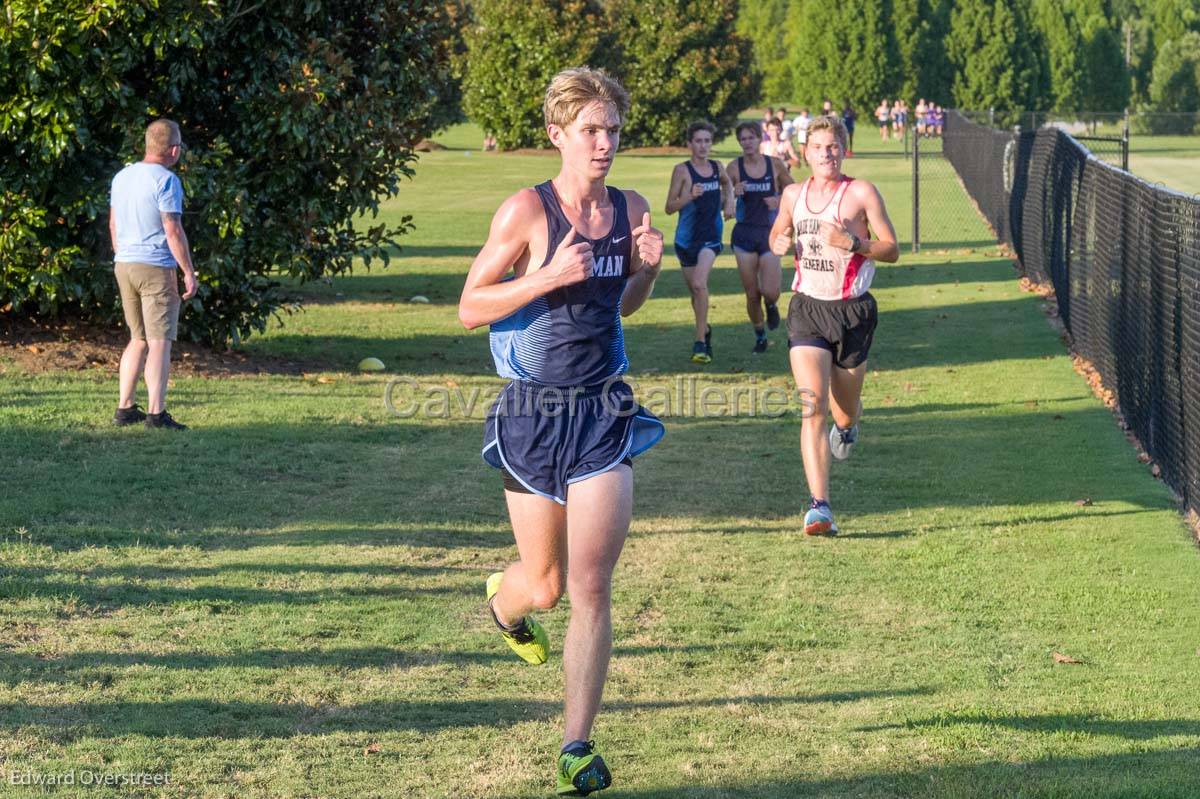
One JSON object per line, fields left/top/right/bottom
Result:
{"left": 0, "top": 393, "right": 1172, "bottom": 554}
{"left": 0, "top": 643, "right": 871, "bottom": 686}
{"left": 857, "top": 711, "right": 1200, "bottom": 740}
{"left": 491, "top": 747, "right": 1200, "bottom": 798}
{"left": 0, "top": 687, "right": 932, "bottom": 740}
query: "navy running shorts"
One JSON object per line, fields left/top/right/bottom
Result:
{"left": 787, "top": 291, "right": 878, "bottom": 369}
{"left": 482, "top": 379, "right": 665, "bottom": 504}
{"left": 731, "top": 223, "right": 772, "bottom": 256}
{"left": 675, "top": 241, "right": 723, "bottom": 268}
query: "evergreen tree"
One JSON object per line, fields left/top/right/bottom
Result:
{"left": 1147, "top": 30, "right": 1200, "bottom": 131}
{"left": 1034, "top": 0, "right": 1085, "bottom": 111}
{"left": 789, "top": 0, "right": 895, "bottom": 113}
{"left": 462, "top": 0, "right": 609, "bottom": 149}
{"left": 736, "top": 0, "right": 793, "bottom": 101}
{"left": 609, "top": 0, "right": 760, "bottom": 147}
{"left": 947, "top": 0, "right": 1047, "bottom": 123}
{"left": 1079, "top": 11, "right": 1131, "bottom": 110}
{"left": 892, "top": 0, "right": 954, "bottom": 104}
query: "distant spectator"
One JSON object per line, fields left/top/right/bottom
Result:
{"left": 761, "top": 117, "right": 799, "bottom": 170}
{"left": 777, "top": 107, "right": 793, "bottom": 143}
{"left": 794, "top": 108, "right": 812, "bottom": 148}
{"left": 875, "top": 99, "right": 891, "bottom": 141}
{"left": 841, "top": 101, "right": 857, "bottom": 155}
{"left": 915, "top": 98, "right": 928, "bottom": 137}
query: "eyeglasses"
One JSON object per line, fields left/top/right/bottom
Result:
{"left": 170, "top": 142, "right": 187, "bottom": 152}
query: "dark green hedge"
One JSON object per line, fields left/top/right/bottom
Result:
{"left": 0, "top": 0, "right": 457, "bottom": 346}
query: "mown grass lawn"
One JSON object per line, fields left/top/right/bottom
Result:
{"left": 1, "top": 122, "right": 1197, "bottom": 798}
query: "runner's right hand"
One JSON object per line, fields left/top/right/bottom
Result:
{"left": 544, "top": 225, "right": 592, "bottom": 287}
{"left": 690, "top": 182, "right": 705, "bottom": 200}
{"left": 771, "top": 228, "right": 793, "bottom": 256}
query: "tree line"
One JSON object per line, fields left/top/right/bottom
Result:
{"left": 739, "top": 0, "right": 1200, "bottom": 122}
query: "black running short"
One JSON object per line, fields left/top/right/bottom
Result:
{"left": 787, "top": 291, "right": 878, "bottom": 369}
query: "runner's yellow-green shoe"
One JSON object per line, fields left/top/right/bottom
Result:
{"left": 485, "top": 572, "right": 549, "bottom": 665}
{"left": 556, "top": 740, "right": 611, "bottom": 796}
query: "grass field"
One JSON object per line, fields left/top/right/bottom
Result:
{"left": 1, "top": 120, "right": 1198, "bottom": 798}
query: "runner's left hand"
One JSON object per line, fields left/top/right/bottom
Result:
{"left": 631, "top": 212, "right": 663, "bottom": 272}
{"left": 819, "top": 220, "right": 853, "bottom": 252}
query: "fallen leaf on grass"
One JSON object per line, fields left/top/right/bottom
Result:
{"left": 364, "top": 743, "right": 381, "bottom": 756}
{"left": 317, "top": 376, "right": 335, "bottom": 384}
{"left": 1053, "top": 652, "right": 1084, "bottom": 665}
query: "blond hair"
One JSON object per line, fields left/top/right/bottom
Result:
{"left": 543, "top": 67, "right": 630, "bottom": 129}
{"left": 145, "top": 119, "right": 181, "bottom": 157}
{"left": 805, "top": 115, "right": 848, "bottom": 150}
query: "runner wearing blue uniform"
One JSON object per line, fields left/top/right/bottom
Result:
{"left": 729, "top": 121, "right": 793, "bottom": 353}
{"left": 666, "top": 120, "right": 734, "bottom": 363}
{"left": 459, "top": 67, "right": 666, "bottom": 796}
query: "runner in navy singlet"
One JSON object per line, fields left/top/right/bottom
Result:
{"left": 729, "top": 121, "right": 793, "bottom": 353}
{"left": 458, "top": 67, "right": 665, "bottom": 796}
{"left": 665, "top": 119, "right": 734, "bottom": 363}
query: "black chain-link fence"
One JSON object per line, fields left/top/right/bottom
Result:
{"left": 911, "top": 134, "right": 996, "bottom": 251}
{"left": 942, "top": 109, "right": 1200, "bottom": 520}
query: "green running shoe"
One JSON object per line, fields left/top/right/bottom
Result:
{"left": 556, "top": 741, "right": 611, "bottom": 796}
{"left": 485, "top": 572, "right": 549, "bottom": 665}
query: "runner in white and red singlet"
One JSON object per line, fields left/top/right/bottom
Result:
{"left": 767, "top": 114, "right": 899, "bottom": 536}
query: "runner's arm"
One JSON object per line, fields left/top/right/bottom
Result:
{"left": 664, "top": 164, "right": 691, "bottom": 215}
{"left": 458, "top": 189, "right": 593, "bottom": 329}
{"left": 774, "top": 157, "right": 795, "bottom": 189}
{"left": 769, "top": 183, "right": 800, "bottom": 256}
{"left": 719, "top": 162, "right": 736, "bottom": 220}
{"left": 621, "top": 191, "right": 663, "bottom": 316}
{"left": 860, "top": 182, "right": 899, "bottom": 263}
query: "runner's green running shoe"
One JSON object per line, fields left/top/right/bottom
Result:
{"left": 485, "top": 572, "right": 549, "bottom": 665}
{"left": 556, "top": 741, "right": 612, "bottom": 796}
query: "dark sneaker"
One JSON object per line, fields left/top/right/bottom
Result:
{"left": 144, "top": 411, "right": 188, "bottom": 430}
{"left": 690, "top": 341, "right": 711, "bottom": 364}
{"left": 765, "top": 302, "right": 781, "bottom": 330}
{"left": 113, "top": 404, "right": 147, "bottom": 426}
{"left": 752, "top": 337, "right": 768, "bottom": 354}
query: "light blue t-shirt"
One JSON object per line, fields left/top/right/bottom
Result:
{"left": 110, "top": 162, "right": 184, "bottom": 267}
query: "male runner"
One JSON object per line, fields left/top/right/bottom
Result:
{"left": 458, "top": 67, "right": 666, "bottom": 796}
{"left": 665, "top": 120, "right": 734, "bottom": 363}
{"left": 729, "top": 122, "right": 793, "bottom": 352}
{"left": 768, "top": 115, "right": 898, "bottom": 535}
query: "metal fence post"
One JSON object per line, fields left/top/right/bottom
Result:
{"left": 912, "top": 130, "right": 920, "bottom": 254}
{"left": 1121, "top": 119, "right": 1130, "bottom": 172}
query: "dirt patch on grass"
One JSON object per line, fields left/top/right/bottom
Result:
{"left": 0, "top": 317, "right": 325, "bottom": 378}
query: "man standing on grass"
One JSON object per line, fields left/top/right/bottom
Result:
{"left": 458, "top": 67, "right": 665, "bottom": 796}
{"left": 768, "top": 115, "right": 898, "bottom": 535}
{"left": 109, "top": 119, "right": 197, "bottom": 430}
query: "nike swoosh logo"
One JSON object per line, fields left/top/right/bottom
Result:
{"left": 612, "top": 236, "right": 627, "bottom": 244}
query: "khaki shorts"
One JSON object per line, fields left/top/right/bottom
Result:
{"left": 115, "top": 262, "right": 181, "bottom": 341}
